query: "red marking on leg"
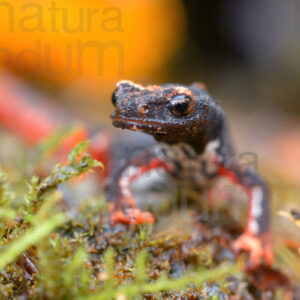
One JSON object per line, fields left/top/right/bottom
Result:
{"left": 110, "top": 208, "right": 155, "bottom": 225}
{"left": 220, "top": 165, "right": 273, "bottom": 267}
{"left": 233, "top": 232, "right": 273, "bottom": 269}
{"left": 127, "top": 196, "right": 137, "bottom": 208}
{"left": 128, "top": 209, "right": 155, "bottom": 224}
{"left": 219, "top": 165, "right": 240, "bottom": 186}
{"left": 219, "top": 165, "right": 255, "bottom": 234}
{"left": 110, "top": 210, "right": 130, "bottom": 225}
{"left": 110, "top": 157, "right": 169, "bottom": 225}
{"left": 128, "top": 157, "right": 171, "bottom": 183}
{"left": 121, "top": 157, "right": 170, "bottom": 208}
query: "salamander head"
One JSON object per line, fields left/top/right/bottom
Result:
{"left": 110, "top": 80, "right": 222, "bottom": 147}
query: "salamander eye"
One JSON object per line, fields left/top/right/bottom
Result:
{"left": 167, "top": 95, "right": 193, "bottom": 116}
{"left": 111, "top": 90, "right": 117, "bottom": 106}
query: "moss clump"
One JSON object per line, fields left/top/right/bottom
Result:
{"left": 0, "top": 132, "right": 296, "bottom": 299}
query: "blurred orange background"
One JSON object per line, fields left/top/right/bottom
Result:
{"left": 0, "top": 0, "right": 185, "bottom": 89}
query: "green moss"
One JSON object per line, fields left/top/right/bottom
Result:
{"left": 0, "top": 132, "right": 294, "bottom": 299}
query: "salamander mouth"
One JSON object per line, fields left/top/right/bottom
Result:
{"left": 112, "top": 118, "right": 168, "bottom": 134}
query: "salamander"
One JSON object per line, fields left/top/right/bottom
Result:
{"left": 108, "top": 80, "right": 273, "bottom": 269}
{"left": 0, "top": 75, "right": 273, "bottom": 269}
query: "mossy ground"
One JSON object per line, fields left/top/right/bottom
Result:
{"left": 0, "top": 129, "right": 299, "bottom": 299}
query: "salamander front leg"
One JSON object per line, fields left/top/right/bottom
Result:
{"left": 108, "top": 157, "right": 171, "bottom": 225}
